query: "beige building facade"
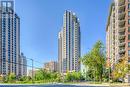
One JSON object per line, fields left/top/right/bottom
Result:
{"left": 44, "top": 61, "right": 58, "bottom": 72}
{"left": 106, "top": 0, "right": 130, "bottom": 82}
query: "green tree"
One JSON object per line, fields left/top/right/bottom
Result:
{"left": 112, "top": 56, "right": 128, "bottom": 82}
{"left": 85, "top": 69, "right": 95, "bottom": 81}
{"left": 50, "top": 72, "right": 60, "bottom": 82}
{"left": 82, "top": 40, "right": 105, "bottom": 82}
{"left": 3, "top": 75, "right": 9, "bottom": 83}
{"left": 8, "top": 73, "right": 16, "bottom": 82}
{"left": 26, "top": 76, "right": 32, "bottom": 81}
{"left": 65, "top": 71, "right": 83, "bottom": 82}
{"left": 0, "top": 75, "right": 3, "bottom": 82}
{"left": 56, "top": 73, "right": 62, "bottom": 82}
{"left": 102, "top": 68, "right": 110, "bottom": 82}
{"left": 35, "top": 69, "right": 61, "bottom": 82}
{"left": 65, "top": 72, "right": 72, "bottom": 81}
{"left": 35, "top": 69, "right": 44, "bottom": 81}
{"left": 19, "top": 76, "right": 27, "bottom": 81}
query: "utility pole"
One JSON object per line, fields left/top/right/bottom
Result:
{"left": 31, "top": 59, "right": 34, "bottom": 84}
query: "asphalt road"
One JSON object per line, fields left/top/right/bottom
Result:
{"left": 0, "top": 84, "right": 109, "bottom": 87}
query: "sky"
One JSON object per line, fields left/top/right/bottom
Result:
{"left": 14, "top": 0, "right": 112, "bottom": 67}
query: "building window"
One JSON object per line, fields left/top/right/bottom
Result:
{"left": 129, "top": 19, "right": 130, "bottom": 24}
{"left": 129, "top": 11, "right": 130, "bottom": 17}
{"left": 129, "top": 27, "right": 130, "bottom": 32}
{"left": 7, "top": 2, "right": 11, "bottom": 8}
{"left": 128, "top": 60, "right": 130, "bottom": 63}
{"left": 128, "top": 34, "right": 130, "bottom": 40}
{"left": 129, "top": 42, "right": 130, "bottom": 47}
{"left": 2, "top": 2, "right": 6, "bottom": 7}
{"left": 129, "top": 50, "right": 130, "bottom": 56}
{"left": 129, "top": 4, "right": 130, "bottom": 9}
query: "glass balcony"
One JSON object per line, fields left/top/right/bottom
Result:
{"left": 118, "top": 12, "right": 125, "bottom": 20}
{"left": 118, "top": 20, "right": 125, "bottom": 27}
{"left": 113, "top": 12, "right": 115, "bottom": 17}
{"left": 118, "top": 27, "right": 125, "bottom": 33}
{"left": 119, "top": 48, "right": 125, "bottom": 54}
{"left": 119, "top": 35, "right": 125, "bottom": 40}
{"left": 118, "top": 0, "right": 125, "bottom": 6}
{"left": 119, "top": 42, "right": 125, "bottom": 47}
{"left": 118, "top": 4, "right": 125, "bottom": 12}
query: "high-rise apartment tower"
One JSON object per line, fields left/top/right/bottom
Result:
{"left": 58, "top": 10, "right": 81, "bottom": 74}
{"left": 0, "top": 1, "right": 20, "bottom": 76}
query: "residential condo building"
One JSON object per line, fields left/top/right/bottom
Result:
{"left": 0, "top": 1, "right": 20, "bottom": 76}
{"left": 106, "top": 0, "right": 130, "bottom": 82}
{"left": 58, "top": 10, "right": 81, "bottom": 74}
{"left": 19, "top": 53, "right": 27, "bottom": 76}
{"left": 44, "top": 61, "right": 58, "bottom": 72}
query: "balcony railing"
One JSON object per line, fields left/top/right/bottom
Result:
{"left": 119, "top": 35, "right": 125, "bottom": 40}
{"left": 119, "top": 42, "right": 125, "bottom": 47}
{"left": 113, "top": 12, "right": 115, "bottom": 17}
{"left": 118, "top": 12, "right": 125, "bottom": 20}
{"left": 118, "top": 4, "right": 125, "bottom": 11}
{"left": 118, "top": 27, "right": 125, "bottom": 33}
{"left": 118, "top": 20, "right": 125, "bottom": 27}
{"left": 119, "top": 48, "right": 125, "bottom": 54}
{"left": 118, "top": 0, "right": 125, "bottom": 6}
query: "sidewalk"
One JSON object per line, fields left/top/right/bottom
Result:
{"left": 72, "top": 82, "right": 130, "bottom": 87}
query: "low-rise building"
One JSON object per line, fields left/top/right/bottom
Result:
{"left": 44, "top": 61, "right": 58, "bottom": 72}
{"left": 19, "top": 53, "right": 27, "bottom": 76}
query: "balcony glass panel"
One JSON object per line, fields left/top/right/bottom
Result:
{"left": 129, "top": 11, "right": 130, "bottom": 17}
{"left": 128, "top": 27, "right": 130, "bottom": 32}
{"left": 129, "top": 19, "right": 130, "bottom": 24}
{"left": 128, "top": 42, "right": 130, "bottom": 47}
{"left": 129, "top": 4, "right": 130, "bottom": 9}
{"left": 128, "top": 34, "right": 130, "bottom": 40}
{"left": 128, "top": 50, "right": 130, "bottom": 56}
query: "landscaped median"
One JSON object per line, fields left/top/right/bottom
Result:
{"left": 109, "top": 83, "right": 130, "bottom": 87}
